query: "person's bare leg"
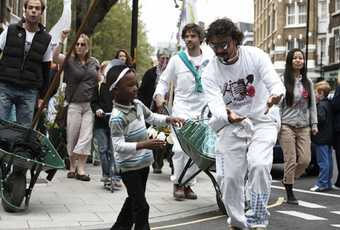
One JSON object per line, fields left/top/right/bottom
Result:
{"left": 69, "top": 154, "right": 78, "bottom": 173}
{"left": 77, "top": 154, "right": 89, "bottom": 175}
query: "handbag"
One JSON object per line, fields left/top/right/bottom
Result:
{"left": 55, "top": 82, "right": 80, "bottom": 129}
{"left": 55, "top": 103, "right": 68, "bottom": 128}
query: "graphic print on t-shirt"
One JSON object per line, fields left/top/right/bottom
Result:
{"left": 222, "top": 74, "right": 256, "bottom": 106}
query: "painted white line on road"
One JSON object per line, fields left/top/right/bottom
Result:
{"left": 331, "top": 225, "right": 340, "bottom": 228}
{"left": 152, "top": 197, "right": 284, "bottom": 230}
{"left": 298, "top": 201, "right": 327, "bottom": 209}
{"left": 272, "top": 185, "right": 340, "bottom": 198}
{"left": 151, "top": 215, "right": 225, "bottom": 230}
{"left": 331, "top": 211, "right": 340, "bottom": 215}
{"left": 276, "top": 211, "right": 327, "bottom": 220}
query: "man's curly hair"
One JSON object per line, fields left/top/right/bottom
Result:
{"left": 206, "top": 18, "right": 244, "bottom": 46}
{"left": 181, "top": 23, "right": 205, "bottom": 44}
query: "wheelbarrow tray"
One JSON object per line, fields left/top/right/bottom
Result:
{"left": 0, "top": 119, "right": 65, "bottom": 212}
{"left": 172, "top": 119, "right": 227, "bottom": 215}
{"left": 0, "top": 119, "right": 65, "bottom": 170}
{"left": 173, "top": 119, "right": 216, "bottom": 171}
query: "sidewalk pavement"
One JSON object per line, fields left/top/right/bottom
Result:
{"left": 0, "top": 163, "right": 219, "bottom": 230}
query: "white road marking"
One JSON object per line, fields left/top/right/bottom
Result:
{"left": 271, "top": 185, "right": 340, "bottom": 198}
{"left": 298, "top": 201, "right": 327, "bottom": 209}
{"left": 331, "top": 211, "right": 340, "bottom": 215}
{"left": 151, "top": 215, "right": 225, "bottom": 230}
{"left": 276, "top": 211, "right": 327, "bottom": 220}
{"left": 331, "top": 225, "right": 340, "bottom": 228}
{"left": 151, "top": 197, "right": 285, "bottom": 230}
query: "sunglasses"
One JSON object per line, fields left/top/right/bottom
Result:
{"left": 209, "top": 40, "right": 229, "bottom": 50}
{"left": 76, "top": 42, "right": 86, "bottom": 47}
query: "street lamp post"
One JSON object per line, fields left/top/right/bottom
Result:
{"left": 305, "top": 0, "right": 310, "bottom": 76}
{"left": 131, "top": 0, "right": 138, "bottom": 68}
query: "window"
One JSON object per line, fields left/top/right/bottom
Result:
{"left": 298, "top": 39, "right": 305, "bottom": 49}
{"left": 336, "top": 0, "right": 340, "bottom": 11}
{"left": 335, "top": 29, "right": 340, "bottom": 62}
{"left": 287, "top": 39, "right": 294, "bottom": 51}
{"left": 320, "top": 38, "right": 326, "bottom": 56}
{"left": 298, "top": 4, "right": 306, "bottom": 24}
{"left": 286, "top": 2, "right": 306, "bottom": 26}
{"left": 271, "top": 9, "right": 276, "bottom": 32}
{"left": 267, "top": 17, "right": 271, "bottom": 34}
{"left": 287, "top": 4, "right": 295, "bottom": 25}
{"left": 319, "top": 1, "right": 327, "bottom": 19}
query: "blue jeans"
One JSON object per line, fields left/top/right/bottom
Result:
{"left": 94, "top": 127, "right": 120, "bottom": 180}
{"left": 315, "top": 144, "right": 333, "bottom": 189}
{"left": 0, "top": 82, "right": 38, "bottom": 127}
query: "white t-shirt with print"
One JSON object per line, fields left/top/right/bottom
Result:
{"left": 202, "top": 45, "right": 286, "bottom": 127}
{"left": 0, "top": 27, "right": 53, "bottom": 62}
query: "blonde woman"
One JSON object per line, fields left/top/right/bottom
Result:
{"left": 53, "top": 31, "right": 100, "bottom": 181}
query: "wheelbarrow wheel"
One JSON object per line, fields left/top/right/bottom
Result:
{"left": 2, "top": 171, "right": 27, "bottom": 212}
{"left": 216, "top": 192, "right": 227, "bottom": 215}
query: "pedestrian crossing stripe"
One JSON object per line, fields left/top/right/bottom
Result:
{"left": 271, "top": 185, "right": 340, "bottom": 198}
{"left": 298, "top": 201, "right": 327, "bottom": 209}
{"left": 331, "top": 211, "right": 340, "bottom": 215}
{"left": 276, "top": 211, "right": 327, "bottom": 220}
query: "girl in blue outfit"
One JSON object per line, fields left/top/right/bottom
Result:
{"left": 107, "top": 64, "right": 183, "bottom": 230}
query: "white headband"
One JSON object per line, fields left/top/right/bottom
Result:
{"left": 109, "top": 68, "right": 130, "bottom": 91}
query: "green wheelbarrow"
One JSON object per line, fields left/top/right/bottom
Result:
{"left": 0, "top": 119, "right": 65, "bottom": 212}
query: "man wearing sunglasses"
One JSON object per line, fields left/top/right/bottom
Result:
{"left": 202, "top": 18, "right": 285, "bottom": 230}
{"left": 0, "top": 0, "right": 52, "bottom": 127}
{"left": 153, "top": 23, "right": 212, "bottom": 201}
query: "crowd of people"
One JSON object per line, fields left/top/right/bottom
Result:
{"left": 1, "top": 1, "right": 340, "bottom": 230}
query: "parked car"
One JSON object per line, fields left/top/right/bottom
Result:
{"left": 273, "top": 141, "right": 319, "bottom": 176}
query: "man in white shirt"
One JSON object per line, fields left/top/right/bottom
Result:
{"left": 0, "top": 0, "right": 52, "bottom": 127}
{"left": 202, "top": 18, "right": 285, "bottom": 230}
{"left": 154, "top": 23, "right": 211, "bottom": 201}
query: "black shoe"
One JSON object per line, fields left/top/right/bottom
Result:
{"left": 283, "top": 182, "right": 299, "bottom": 205}
{"left": 153, "top": 168, "right": 162, "bottom": 174}
{"left": 76, "top": 174, "right": 91, "bottom": 181}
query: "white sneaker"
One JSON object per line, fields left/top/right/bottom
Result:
{"left": 310, "top": 185, "right": 327, "bottom": 192}
{"left": 332, "top": 185, "right": 340, "bottom": 190}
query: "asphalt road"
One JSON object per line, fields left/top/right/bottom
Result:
{"left": 150, "top": 164, "right": 340, "bottom": 230}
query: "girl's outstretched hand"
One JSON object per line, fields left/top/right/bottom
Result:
{"left": 137, "top": 139, "right": 166, "bottom": 150}
{"left": 166, "top": 116, "right": 185, "bottom": 127}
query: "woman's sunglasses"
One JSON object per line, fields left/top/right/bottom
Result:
{"left": 76, "top": 42, "right": 86, "bottom": 47}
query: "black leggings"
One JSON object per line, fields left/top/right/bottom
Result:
{"left": 111, "top": 166, "right": 150, "bottom": 230}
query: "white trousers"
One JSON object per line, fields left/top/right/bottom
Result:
{"left": 67, "top": 102, "right": 94, "bottom": 156}
{"left": 172, "top": 134, "right": 199, "bottom": 186}
{"left": 216, "top": 122, "right": 278, "bottom": 229}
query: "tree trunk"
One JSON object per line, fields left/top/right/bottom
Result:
{"left": 76, "top": 0, "right": 119, "bottom": 35}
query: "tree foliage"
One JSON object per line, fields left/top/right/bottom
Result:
{"left": 46, "top": 0, "right": 153, "bottom": 78}
{"left": 91, "top": 0, "right": 153, "bottom": 77}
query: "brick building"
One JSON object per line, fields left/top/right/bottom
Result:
{"left": 323, "top": 0, "right": 340, "bottom": 85}
{"left": 254, "top": 0, "right": 319, "bottom": 79}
